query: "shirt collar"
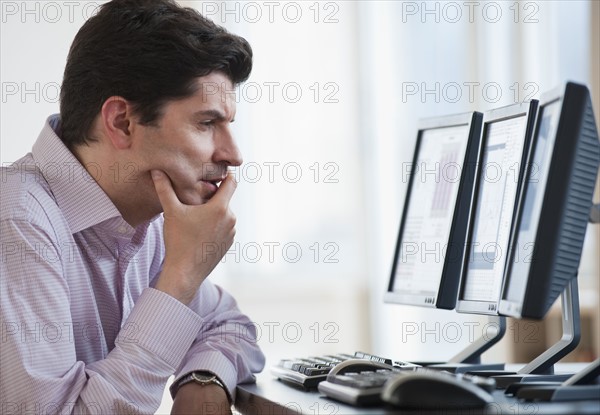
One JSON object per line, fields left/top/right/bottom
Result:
{"left": 31, "top": 114, "right": 123, "bottom": 234}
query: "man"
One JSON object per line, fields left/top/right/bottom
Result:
{"left": 0, "top": 0, "right": 265, "bottom": 413}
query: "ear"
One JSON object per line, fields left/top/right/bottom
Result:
{"left": 100, "top": 96, "right": 134, "bottom": 150}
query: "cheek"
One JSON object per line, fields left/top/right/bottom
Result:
{"left": 137, "top": 128, "right": 212, "bottom": 179}
{"left": 137, "top": 140, "right": 183, "bottom": 172}
{"left": 162, "top": 155, "right": 206, "bottom": 191}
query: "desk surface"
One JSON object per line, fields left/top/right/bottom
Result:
{"left": 235, "top": 368, "right": 600, "bottom": 415}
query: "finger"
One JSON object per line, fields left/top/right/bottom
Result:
{"left": 151, "top": 170, "right": 181, "bottom": 212}
{"left": 209, "top": 172, "right": 237, "bottom": 206}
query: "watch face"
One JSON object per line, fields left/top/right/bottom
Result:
{"left": 191, "top": 373, "right": 216, "bottom": 383}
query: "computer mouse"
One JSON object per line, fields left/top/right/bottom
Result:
{"left": 381, "top": 371, "right": 495, "bottom": 409}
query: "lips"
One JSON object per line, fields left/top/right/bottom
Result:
{"left": 200, "top": 176, "right": 225, "bottom": 194}
{"left": 202, "top": 177, "right": 225, "bottom": 187}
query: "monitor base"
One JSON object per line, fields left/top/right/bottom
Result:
{"left": 407, "top": 361, "right": 446, "bottom": 367}
{"left": 426, "top": 362, "right": 504, "bottom": 374}
{"left": 495, "top": 373, "right": 573, "bottom": 390}
{"left": 465, "top": 369, "right": 517, "bottom": 377}
{"left": 517, "top": 384, "right": 600, "bottom": 402}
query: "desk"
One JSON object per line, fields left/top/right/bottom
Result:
{"left": 235, "top": 368, "right": 600, "bottom": 415}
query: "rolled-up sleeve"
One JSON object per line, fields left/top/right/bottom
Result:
{"left": 168, "top": 281, "right": 266, "bottom": 401}
{"left": 1, "top": 219, "right": 204, "bottom": 414}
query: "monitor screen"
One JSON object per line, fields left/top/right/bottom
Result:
{"left": 502, "top": 100, "right": 561, "bottom": 305}
{"left": 457, "top": 102, "right": 537, "bottom": 314}
{"left": 499, "top": 82, "right": 600, "bottom": 319}
{"left": 385, "top": 112, "right": 482, "bottom": 309}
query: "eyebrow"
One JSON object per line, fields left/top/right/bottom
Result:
{"left": 192, "top": 109, "right": 234, "bottom": 122}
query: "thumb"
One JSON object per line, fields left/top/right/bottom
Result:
{"left": 208, "top": 172, "right": 237, "bottom": 207}
{"left": 151, "top": 170, "right": 181, "bottom": 212}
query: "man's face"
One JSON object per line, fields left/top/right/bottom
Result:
{"left": 133, "top": 72, "right": 242, "bottom": 207}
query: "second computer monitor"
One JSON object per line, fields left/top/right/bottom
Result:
{"left": 456, "top": 101, "right": 538, "bottom": 315}
{"left": 385, "top": 112, "right": 482, "bottom": 309}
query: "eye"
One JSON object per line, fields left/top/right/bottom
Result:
{"left": 198, "top": 120, "right": 215, "bottom": 130}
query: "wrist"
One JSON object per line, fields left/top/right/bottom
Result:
{"left": 172, "top": 383, "right": 232, "bottom": 415}
{"left": 173, "top": 371, "right": 230, "bottom": 402}
{"left": 155, "top": 265, "right": 199, "bottom": 305}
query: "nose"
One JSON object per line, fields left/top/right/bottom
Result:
{"left": 213, "top": 127, "right": 243, "bottom": 167}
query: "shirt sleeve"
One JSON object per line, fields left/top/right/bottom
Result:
{"left": 0, "top": 218, "right": 204, "bottom": 414}
{"left": 168, "top": 281, "right": 266, "bottom": 401}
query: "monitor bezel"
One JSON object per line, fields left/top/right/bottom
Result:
{"left": 499, "top": 82, "right": 599, "bottom": 318}
{"left": 384, "top": 111, "right": 483, "bottom": 309}
{"left": 456, "top": 101, "right": 538, "bottom": 315}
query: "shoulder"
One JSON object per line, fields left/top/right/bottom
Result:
{"left": 1, "top": 154, "right": 67, "bottom": 240}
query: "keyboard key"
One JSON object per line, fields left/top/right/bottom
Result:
{"left": 353, "top": 351, "right": 393, "bottom": 365}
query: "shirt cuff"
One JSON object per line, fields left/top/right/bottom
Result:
{"left": 117, "top": 288, "right": 204, "bottom": 370}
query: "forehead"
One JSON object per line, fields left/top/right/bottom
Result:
{"left": 166, "top": 72, "right": 237, "bottom": 117}
{"left": 193, "top": 72, "right": 236, "bottom": 111}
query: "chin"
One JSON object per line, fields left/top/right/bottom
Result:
{"left": 179, "top": 192, "right": 210, "bottom": 206}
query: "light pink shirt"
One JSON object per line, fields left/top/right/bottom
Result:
{"left": 0, "top": 115, "right": 265, "bottom": 414}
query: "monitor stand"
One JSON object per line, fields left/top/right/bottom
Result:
{"left": 490, "top": 278, "right": 581, "bottom": 389}
{"left": 513, "top": 358, "right": 600, "bottom": 401}
{"left": 589, "top": 203, "right": 600, "bottom": 223}
{"left": 421, "top": 315, "right": 506, "bottom": 373}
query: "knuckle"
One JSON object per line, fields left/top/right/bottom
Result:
{"left": 214, "top": 204, "right": 228, "bottom": 216}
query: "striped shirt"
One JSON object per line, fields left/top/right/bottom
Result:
{"left": 0, "top": 115, "right": 265, "bottom": 414}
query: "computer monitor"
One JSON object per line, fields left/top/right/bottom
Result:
{"left": 456, "top": 101, "right": 538, "bottom": 315}
{"left": 499, "top": 82, "right": 600, "bottom": 320}
{"left": 385, "top": 112, "right": 482, "bottom": 309}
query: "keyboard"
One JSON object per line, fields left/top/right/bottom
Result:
{"left": 318, "top": 362, "right": 496, "bottom": 407}
{"left": 270, "top": 351, "right": 419, "bottom": 389}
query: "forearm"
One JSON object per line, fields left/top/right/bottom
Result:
{"left": 169, "top": 281, "right": 266, "bottom": 401}
{"left": 1, "top": 288, "right": 202, "bottom": 414}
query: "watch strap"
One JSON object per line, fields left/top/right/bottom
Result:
{"left": 173, "top": 371, "right": 228, "bottom": 399}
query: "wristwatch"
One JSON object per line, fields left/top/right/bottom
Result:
{"left": 174, "top": 371, "right": 227, "bottom": 396}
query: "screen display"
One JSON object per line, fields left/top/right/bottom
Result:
{"left": 504, "top": 100, "right": 561, "bottom": 303}
{"left": 462, "top": 115, "right": 528, "bottom": 303}
{"left": 391, "top": 125, "right": 470, "bottom": 300}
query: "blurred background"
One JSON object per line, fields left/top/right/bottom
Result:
{"left": 1, "top": 0, "right": 599, "bottom": 411}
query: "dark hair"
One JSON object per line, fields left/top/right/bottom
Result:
{"left": 59, "top": 0, "right": 252, "bottom": 148}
